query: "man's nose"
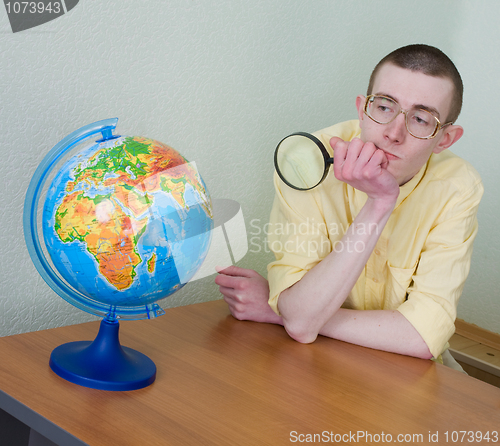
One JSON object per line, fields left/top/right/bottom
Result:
{"left": 384, "top": 111, "right": 407, "bottom": 143}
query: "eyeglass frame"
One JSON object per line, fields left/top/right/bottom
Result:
{"left": 363, "top": 94, "right": 454, "bottom": 140}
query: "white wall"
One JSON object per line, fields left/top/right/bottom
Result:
{"left": 451, "top": 2, "right": 500, "bottom": 333}
{"left": 0, "top": 0, "right": 498, "bottom": 336}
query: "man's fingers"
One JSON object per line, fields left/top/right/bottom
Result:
{"left": 329, "top": 136, "right": 343, "bottom": 152}
{"left": 215, "top": 265, "right": 257, "bottom": 278}
{"left": 334, "top": 140, "right": 389, "bottom": 182}
{"left": 332, "top": 139, "right": 348, "bottom": 179}
{"left": 367, "top": 148, "right": 388, "bottom": 169}
{"left": 215, "top": 271, "right": 258, "bottom": 295}
{"left": 218, "top": 286, "right": 238, "bottom": 300}
{"left": 336, "top": 138, "right": 363, "bottom": 180}
{"left": 351, "top": 143, "right": 380, "bottom": 177}
{"left": 215, "top": 273, "right": 243, "bottom": 290}
{"left": 343, "top": 138, "right": 364, "bottom": 165}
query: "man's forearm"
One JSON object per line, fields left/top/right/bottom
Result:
{"left": 277, "top": 196, "right": 396, "bottom": 344}
{"left": 318, "top": 309, "right": 433, "bottom": 359}
{"left": 265, "top": 302, "right": 432, "bottom": 359}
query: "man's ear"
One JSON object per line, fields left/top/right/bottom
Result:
{"left": 356, "top": 95, "right": 366, "bottom": 122}
{"left": 433, "top": 125, "right": 464, "bottom": 154}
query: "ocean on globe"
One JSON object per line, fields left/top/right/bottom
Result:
{"left": 42, "top": 135, "right": 213, "bottom": 311}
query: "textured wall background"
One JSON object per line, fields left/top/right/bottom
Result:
{"left": 0, "top": 0, "right": 498, "bottom": 336}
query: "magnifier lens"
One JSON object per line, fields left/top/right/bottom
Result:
{"left": 275, "top": 133, "right": 329, "bottom": 190}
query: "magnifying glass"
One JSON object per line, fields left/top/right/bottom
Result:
{"left": 274, "top": 132, "right": 333, "bottom": 191}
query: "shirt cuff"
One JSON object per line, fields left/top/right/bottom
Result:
{"left": 397, "top": 296, "right": 455, "bottom": 359}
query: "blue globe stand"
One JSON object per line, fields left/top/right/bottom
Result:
{"left": 24, "top": 119, "right": 160, "bottom": 391}
{"left": 49, "top": 317, "right": 156, "bottom": 391}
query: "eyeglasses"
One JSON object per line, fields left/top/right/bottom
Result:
{"left": 364, "top": 95, "right": 453, "bottom": 139}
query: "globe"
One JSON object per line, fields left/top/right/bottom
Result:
{"left": 43, "top": 133, "right": 213, "bottom": 313}
{"left": 24, "top": 118, "right": 214, "bottom": 390}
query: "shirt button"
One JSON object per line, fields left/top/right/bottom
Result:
{"left": 373, "top": 278, "right": 379, "bottom": 283}
{"left": 374, "top": 249, "right": 381, "bottom": 255}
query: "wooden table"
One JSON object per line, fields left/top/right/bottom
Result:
{"left": 1, "top": 299, "right": 499, "bottom": 445}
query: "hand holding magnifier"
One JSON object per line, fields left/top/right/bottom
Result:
{"left": 274, "top": 133, "right": 334, "bottom": 190}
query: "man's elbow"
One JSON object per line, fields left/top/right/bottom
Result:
{"left": 412, "top": 350, "right": 433, "bottom": 360}
{"left": 410, "top": 343, "right": 433, "bottom": 360}
{"left": 282, "top": 319, "right": 318, "bottom": 344}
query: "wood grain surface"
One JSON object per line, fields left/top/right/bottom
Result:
{"left": 1, "top": 300, "right": 499, "bottom": 445}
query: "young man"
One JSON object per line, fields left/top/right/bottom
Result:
{"left": 215, "top": 44, "right": 483, "bottom": 366}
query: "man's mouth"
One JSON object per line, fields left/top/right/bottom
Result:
{"left": 376, "top": 145, "right": 399, "bottom": 160}
{"left": 383, "top": 151, "right": 399, "bottom": 161}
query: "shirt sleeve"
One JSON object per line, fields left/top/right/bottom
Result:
{"left": 396, "top": 179, "right": 484, "bottom": 358}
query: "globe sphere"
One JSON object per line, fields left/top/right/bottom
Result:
{"left": 25, "top": 119, "right": 213, "bottom": 320}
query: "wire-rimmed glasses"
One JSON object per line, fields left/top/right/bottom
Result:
{"left": 364, "top": 94, "right": 453, "bottom": 139}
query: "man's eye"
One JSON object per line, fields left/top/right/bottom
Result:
{"left": 412, "top": 112, "right": 432, "bottom": 126}
{"left": 378, "top": 105, "right": 393, "bottom": 113}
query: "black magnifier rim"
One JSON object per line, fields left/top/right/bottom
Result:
{"left": 274, "top": 132, "right": 332, "bottom": 191}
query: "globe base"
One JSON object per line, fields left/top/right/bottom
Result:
{"left": 49, "top": 318, "right": 156, "bottom": 391}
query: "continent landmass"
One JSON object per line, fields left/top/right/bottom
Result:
{"left": 66, "top": 136, "right": 212, "bottom": 219}
{"left": 55, "top": 192, "right": 148, "bottom": 291}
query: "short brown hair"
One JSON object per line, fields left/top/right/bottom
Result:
{"left": 367, "top": 44, "right": 463, "bottom": 123}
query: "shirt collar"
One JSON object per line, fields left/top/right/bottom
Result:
{"left": 394, "top": 161, "right": 428, "bottom": 210}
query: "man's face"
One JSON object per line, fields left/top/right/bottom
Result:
{"left": 356, "top": 63, "right": 456, "bottom": 186}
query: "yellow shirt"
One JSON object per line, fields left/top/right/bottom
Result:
{"left": 267, "top": 120, "right": 484, "bottom": 359}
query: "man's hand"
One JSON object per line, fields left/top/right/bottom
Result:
{"left": 330, "top": 137, "right": 400, "bottom": 202}
{"left": 215, "top": 266, "right": 282, "bottom": 324}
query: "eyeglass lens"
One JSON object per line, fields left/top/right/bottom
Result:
{"left": 367, "top": 96, "right": 438, "bottom": 138}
